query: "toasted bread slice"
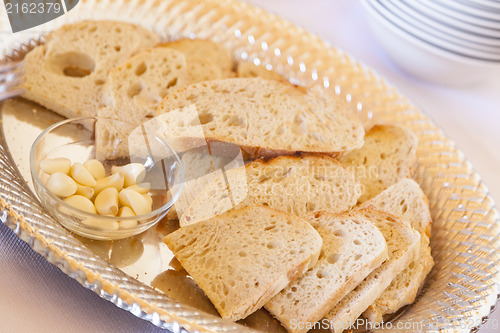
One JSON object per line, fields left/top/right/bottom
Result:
{"left": 340, "top": 125, "right": 417, "bottom": 203}
{"left": 324, "top": 208, "right": 420, "bottom": 332}
{"left": 359, "top": 178, "right": 432, "bottom": 236}
{"left": 362, "top": 235, "right": 433, "bottom": 324}
{"left": 358, "top": 179, "right": 434, "bottom": 323}
{"left": 265, "top": 210, "right": 388, "bottom": 333}
{"left": 22, "top": 20, "right": 159, "bottom": 120}
{"left": 96, "top": 47, "right": 188, "bottom": 159}
{"left": 180, "top": 154, "right": 361, "bottom": 226}
{"left": 163, "top": 205, "right": 322, "bottom": 321}
{"left": 156, "top": 78, "right": 365, "bottom": 159}
{"left": 162, "top": 39, "right": 234, "bottom": 78}
{"left": 236, "top": 62, "right": 283, "bottom": 81}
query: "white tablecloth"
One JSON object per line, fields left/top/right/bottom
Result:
{"left": 1, "top": 0, "right": 499, "bottom": 332}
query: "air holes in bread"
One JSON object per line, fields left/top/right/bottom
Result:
{"left": 402, "top": 204, "right": 408, "bottom": 213}
{"left": 166, "top": 77, "right": 178, "bottom": 89}
{"left": 127, "top": 82, "right": 142, "bottom": 98}
{"left": 264, "top": 225, "right": 276, "bottom": 231}
{"left": 333, "top": 229, "right": 346, "bottom": 237}
{"left": 306, "top": 202, "right": 316, "bottom": 211}
{"left": 197, "top": 112, "right": 214, "bottom": 125}
{"left": 48, "top": 52, "right": 96, "bottom": 78}
{"left": 135, "top": 62, "right": 147, "bottom": 76}
{"left": 316, "top": 270, "right": 329, "bottom": 279}
{"left": 327, "top": 253, "right": 340, "bottom": 264}
{"left": 267, "top": 240, "right": 281, "bottom": 249}
{"left": 227, "top": 115, "right": 246, "bottom": 127}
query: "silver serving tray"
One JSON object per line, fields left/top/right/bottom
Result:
{"left": 1, "top": 0, "right": 499, "bottom": 332}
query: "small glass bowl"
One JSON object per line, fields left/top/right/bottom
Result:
{"left": 29, "top": 117, "right": 184, "bottom": 240}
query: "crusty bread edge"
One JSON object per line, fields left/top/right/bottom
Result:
{"left": 179, "top": 153, "right": 358, "bottom": 227}
{"left": 265, "top": 209, "right": 389, "bottom": 333}
{"left": 326, "top": 207, "right": 421, "bottom": 332}
{"left": 164, "top": 206, "right": 323, "bottom": 321}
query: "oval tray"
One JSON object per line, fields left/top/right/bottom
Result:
{"left": 0, "top": 0, "right": 499, "bottom": 332}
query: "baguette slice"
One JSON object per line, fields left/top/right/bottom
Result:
{"left": 22, "top": 20, "right": 159, "bottom": 120}
{"left": 164, "top": 205, "right": 323, "bottom": 321}
{"left": 340, "top": 125, "right": 418, "bottom": 203}
{"left": 180, "top": 154, "right": 361, "bottom": 226}
{"left": 359, "top": 178, "right": 432, "bottom": 236}
{"left": 324, "top": 208, "right": 420, "bottom": 333}
{"left": 265, "top": 210, "right": 388, "bottom": 333}
{"left": 96, "top": 47, "right": 188, "bottom": 159}
{"left": 363, "top": 236, "right": 433, "bottom": 324}
{"left": 156, "top": 78, "right": 365, "bottom": 159}
{"left": 359, "top": 179, "right": 434, "bottom": 322}
{"left": 236, "top": 62, "right": 283, "bottom": 81}
{"left": 162, "top": 39, "right": 234, "bottom": 78}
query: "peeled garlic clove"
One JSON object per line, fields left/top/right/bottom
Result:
{"left": 39, "top": 171, "right": 50, "bottom": 185}
{"left": 81, "top": 218, "right": 119, "bottom": 231}
{"left": 112, "top": 163, "right": 146, "bottom": 187}
{"left": 119, "top": 219, "right": 139, "bottom": 229}
{"left": 75, "top": 184, "right": 94, "bottom": 199}
{"left": 94, "top": 187, "right": 119, "bottom": 216}
{"left": 63, "top": 195, "right": 96, "bottom": 214}
{"left": 46, "top": 172, "right": 77, "bottom": 197}
{"left": 94, "top": 173, "right": 124, "bottom": 195}
{"left": 143, "top": 193, "right": 153, "bottom": 208}
{"left": 125, "top": 183, "right": 151, "bottom": 194}
{"left": 40, "top": 158, "right": 71, "bottom": 175}
{"left": 84, "top": 159, "right": 106, "bottom": 180}
{"left": 70, "top": 162, "right": 96, "bottom": 187}
{"left": 118, "top": 206, "right": 135, "bottom": 217}
{"left": 118, "top": 188, "right": 152, "bottom": 215}
{"left": 117, "top": 206, "right": 138, "bottom": 229}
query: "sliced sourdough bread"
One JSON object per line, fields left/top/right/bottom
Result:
{"left": 236, "top": 62, "right": 283, "bottom": 81}
{"left": 363, "top": 235, "right": 433, "bottom": 324}
{"left": 162, "top": 39, "right": 234, "bottom": 78}
{"left": 265, "top": 210, "right": 388, "bottom": 333}
{"left": 156, "top": 78, "right": 365, "bottom": 159}
{"left": 163, "top": 205, "right": 322, "bottom": 321}
{"left": 324, "top": 208, "right": 420, "bottom": 333}
{"left": 22, "top": 20, "right": 159, "bottom": 120}
{"left": 96, "top": 47, "right": 188, "bottom": 159}
{"left": 340, "top": 125, "right": 418, "bottom": 203}
{"left": 358, "top": 179, "right": 434, "bottom": 323}
{"left": 180, "top": 154, "right": 361, "bottom": 226}
{"left": 359, "top": 178, "right": 432, "bottom": 236}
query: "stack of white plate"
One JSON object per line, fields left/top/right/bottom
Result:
{"left": 361, "top": 0, "right": 500, "bottom": 86}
